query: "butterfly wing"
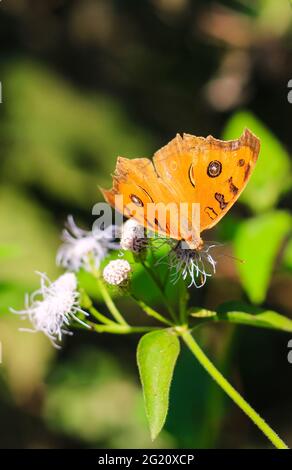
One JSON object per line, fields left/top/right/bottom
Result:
{"left": 155, "top": 128, "right": 260, "bottom": 232}
{"left": 102, "top": 128, "right": 260, "bottom": 244}
{"left": 101, "top": 156, "right": 178, "bottom": 237}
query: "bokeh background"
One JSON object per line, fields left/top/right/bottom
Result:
{"left": 0, "top": 0, "right": 292, "bottom": 449}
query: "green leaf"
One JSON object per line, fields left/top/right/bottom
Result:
{"left": 223, "top": 111, "right": 291, "bottom": 213}
{"left": 217, "top": 311, "right": 292, "bottom": 332}
{"left": 191, "top": 302, "right": 292, "bottom": 333}
{"left": 137, "top": 329, "right": 180, "bottom": 440}
{"left": 233, "top": 211, "right": 291, "bottom": 304}
{"left": 216, "top": 301, "right": 292, "bottom": 332}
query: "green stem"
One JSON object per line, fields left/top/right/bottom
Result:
{"left": 81, "top": 288, "right": 117, "bottom": 325}
{"left": 141, "top": 260, "right": 177, "bottom": 323}
{"left": 178, "top": 279, "right": 188, "bottom": 325}
{"left": 180, "top": 329, "right": 288, "bottom": 450}
{"left": 88, "top": 306, "right": 116, "bottom": 326}
{"left": 90, "top": 323, "right": 158, "bottom": 334}
{"left": 96, "top": 276, "right": 128, "bottom": 326}
{"left": 131, "top": 295, "right": 173, "bottom": 326}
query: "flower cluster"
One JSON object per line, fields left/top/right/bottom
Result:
{"left": 166, "top": 242, "right": 217, "bottom": 288}
{"left": 11, "top": 272, "right": 88, "bottom": 347}
{"left": 12, "top": 212, "right": 219, "bottom": 346}
{"left": 57, "top": 215, "right": 118, "bottom": 272}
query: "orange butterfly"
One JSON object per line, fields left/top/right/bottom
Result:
{"left": 102, "top": 129, "right": 260, "bottom": 250}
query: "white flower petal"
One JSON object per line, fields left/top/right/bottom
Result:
{"left": 11, "top": 272, "right": 88, "bottom": 347}
{"left": 57, "top": 216, "right": 118, "bottom": 272}
{"left": 158, "top": 241, "right": 218, "bottom": 288}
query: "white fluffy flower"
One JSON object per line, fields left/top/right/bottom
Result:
{"left": 158, "top": 241, "right": 218, "bottom": 288}
{"left": 103, "top": 259, "right": 131, "bottom": 286}
{"left": 120, "top": 219, "right": 147, "bottom": 254}
{"left": 57, "top": 215, "right": 118, "bottom": 272}
{"left": 11, "top": 272, "right": 88, "bottom": 347}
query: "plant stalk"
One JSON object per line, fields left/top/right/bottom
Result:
{"left": 131, "top": 295, "right": 173, "bottom": 326}
{"left": 180, "top": 329, "right": 288, "bottom": 450}
{"left": 96, "top": 276, "right": 128, "bottom": 325}
{"left": 90, "top": 323, "right": 158, "bottom": 334}
{"left": 141, "top": 260, "right": 178, "bottom": 323}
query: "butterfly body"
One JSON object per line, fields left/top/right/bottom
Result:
{"left": 102, "top": 129, "right": 260, "bottom": 248}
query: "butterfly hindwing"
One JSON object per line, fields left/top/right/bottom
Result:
{"left": 182, "top": 128, "right": 260, "bottom": 231}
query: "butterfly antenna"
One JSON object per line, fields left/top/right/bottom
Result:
{"left": 220, "top": 252, "right": 246, "bottom": 264}
{"left": 204, "top": 240, "right": 245, "bottom": 264}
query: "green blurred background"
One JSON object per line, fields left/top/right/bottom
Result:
{"left": 0, "top": 0, "right": 292, "bottom": 449}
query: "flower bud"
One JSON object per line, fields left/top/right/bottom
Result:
{"left": 120, "top": 219, "right": 147, "bottom": 254}
{"left": 103, "top": 259, "right": 131, "bottom": 286}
